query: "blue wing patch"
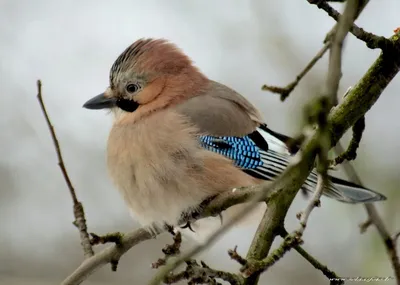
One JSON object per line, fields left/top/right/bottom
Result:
{"left": 199, "top": 135, "right": 264, "bottom": 169}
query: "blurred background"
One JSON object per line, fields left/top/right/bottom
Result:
{"left": 1, "top": 0, "right": 399, "bottom": 284}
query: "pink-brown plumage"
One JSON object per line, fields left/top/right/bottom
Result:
{"left": 103, "top": 38, "right": 265, "bottom": 237}
{"left": 107, "top": 107, "right": 263, "bottom": 237}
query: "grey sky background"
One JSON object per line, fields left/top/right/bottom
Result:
{"left": 1, "top": 1, "right": 399, "bottom": 284}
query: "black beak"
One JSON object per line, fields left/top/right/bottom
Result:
{"left": 83, "top": 93, "right": 116, "bottom": 110}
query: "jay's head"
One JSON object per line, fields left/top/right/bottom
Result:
{"left": 83, "top": 38, "right": 205, "bottom": 114}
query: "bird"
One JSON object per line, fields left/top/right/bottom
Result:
{"left": 83, "top": 38, "right": 386, "bottom": 238}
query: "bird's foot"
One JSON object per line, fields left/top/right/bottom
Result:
{"left": 178, "top": 194, "right": 223, "bottom": 231}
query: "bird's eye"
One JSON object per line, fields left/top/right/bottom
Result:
{"left": 126, "top": 83, "right": 139, "bottom": 93}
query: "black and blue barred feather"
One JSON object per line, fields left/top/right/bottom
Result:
{"left": 199, "top": 135, "right": 264, "bottom": 169}
{"left": 198, "top": 126, "right": 386, "bottom": 203}
{"left": 199, "top": 129, "right": 291, "bottom": 181}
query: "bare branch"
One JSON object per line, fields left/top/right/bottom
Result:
{"left": 335, "top": 142, "right": 400, "bottom": 283}
{"left": 242, "top": 124, "right": 330, "bottom": 281}
{"left": 333, "top": 116, "right": 365, "bottom": 165}
{"left": 37, "top": 80, "right": 94, "bottom": 258}
{"left": 262, "top": 44, "right": 329, "bottom": 101}
{"left": 311, "top": 0, "right": 393, "bottom": 50}
{"left": 278, "top": 229, "right": 343, "bottom": 283}
{"left": 323, "top": 0, "right": 360, "bottom": 106}
{"left": 178, "top": 185, "right": 273, "bottom": 225}
{"left": 262, "top": 0, "right": 370, "bottom": 101}
{"left": 61, "top": 186, "right": 267, "bottom": 285}
{"left": 164, "top": 260, "right": 244, "bottom": 285}
{"left": 240, "top": 234, "right": 301, "bottom": 278}
{"left": 238, "top": 222, "right": 345, "bottom": 284}
{"left": 297, "top": 174, "right": 326, "bottom": 235}
{"left": 61, "top": 228, "right": 157, "bottom": 285}
{"left": 90, "top": 232, "right": 123, "bottom": 246}
{"left": 228, "top": 246, "right": 247, "bottom": 266}
{"left": 151, "top": 232, "right": 181, "bottom": 269}
{"left": 393, "top": 232, "right": 400, "bottom": 243}
{"left": 153, "top": 235, "right": 243, "bottom": 285}
{"left": 359, "top": 218, "right": 372, "bottom": 233}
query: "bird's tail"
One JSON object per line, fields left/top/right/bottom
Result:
{"left": 255, "top": 126, "right": 386, "bottom": 203}
{"left": 312, "top": 175, "right": 386, "bottom": 203}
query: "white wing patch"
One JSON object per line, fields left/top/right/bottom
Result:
{"left": 256, "top": 127, "right": 291, "bottom": 155}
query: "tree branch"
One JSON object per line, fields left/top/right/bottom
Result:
{"left": 328, "top": 33, "right": 400, "bottom": 146}
{"left": 261, "top": 0, "right": 370, "bottom": 101}
{"left": 323, "top": 0, "right": 360, "bottom": 106}
{"left": 243, "top": 1, "right": 359, "bottom": 284}
{"left": 61, "top": 228, "right": 157, "bottom": 285}
{"left": 310, "top": 0, "right": 393, "bottom": 51}
{"left": 333, "top": 115, "right": 365, "bottom": 165}
{"left": 279, "top": 229, "right": 343, "bottom": 283}
{"left": 297, "top": 174, "right": 326, "bottom": 235}
{"left": 261, "top": 44, "right": 329, "bottom": 101}
{"left": 336, "top": 139, "right": 400, "bottom": 284}
{"left": 164, "top": 260, "right": 244, "bottom": 285}
{"left": 37, "top": 80, "right": 94, "bottom": 258}
{"left": 153, "top": 235, "right": 244, "bottom": 285}
{"left": 61, "top": 186, "right": 268, "bottom": 285}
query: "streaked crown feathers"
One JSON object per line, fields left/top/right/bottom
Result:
{"left": 109, "top": 38, "right": 193, "bottom": 88}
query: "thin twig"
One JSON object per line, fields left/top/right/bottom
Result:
{"left": 228, "top": 246, "right": 247, "bottom": 266}
{"left": 152, "top": 232, "right": 182, "bottom": 269}
{"left": 164, "top": 260, "right": 244, "bottom": 285}
{"left": 36, "top": 80, "right": 94, "bottom": 258}
{"left": 333, "top": 116, "right": 365, "bottom": 165}
{"left": 241, "top": 163, "right": 326, "bottom": 278}
{"left": 150, "top": 233, "right": 242, "bottom": 285}
{"left": 335, "top": 143, "right": 400, "bottom": 284}
{"left": 262, "top": 0, "right": 370, "bottom": 101}
{"left": 359, "top": 218, "right": 372, "bottom": 233}
{"left": 37, "top": 80, "right": 78, "bottom": 203}
{"left": 262, "top": 44, "right": 329, "bottom": 101}
{"left": 279, "top": 229, "right": 343, "bottom": 284}
{"left": 392, "top": 232, "right": 400, "bottom": 245}
{"left": 297, "top": 174, "right": 326, "bottom": 235}
{"left": 323, "top": 0, "right": 360, "bottom": 106}
{"left": 311, "top": 0, "right": 393, "bottom": 50}
{"left": 90, "top": 232, "right": 123, "bottom": 246}
{"left": 240, "top": 234, "right": 300, "bottom": 278}
{"left": 61, "top": 228, "right": 158, "bottom": 285}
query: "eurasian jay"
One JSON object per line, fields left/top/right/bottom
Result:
{"left": 83, "top": 38, "right": 386, "bottom": 237}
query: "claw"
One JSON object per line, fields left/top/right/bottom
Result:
{"left": 218, "top": 213, "right": 223, "bottom": 225}
{"left": 180, "top": 222, "right": 195, "bottom": 232}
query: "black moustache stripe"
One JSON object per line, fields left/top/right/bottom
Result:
{"left": 116, "top": 98, "right": 140, "bottom": 112}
